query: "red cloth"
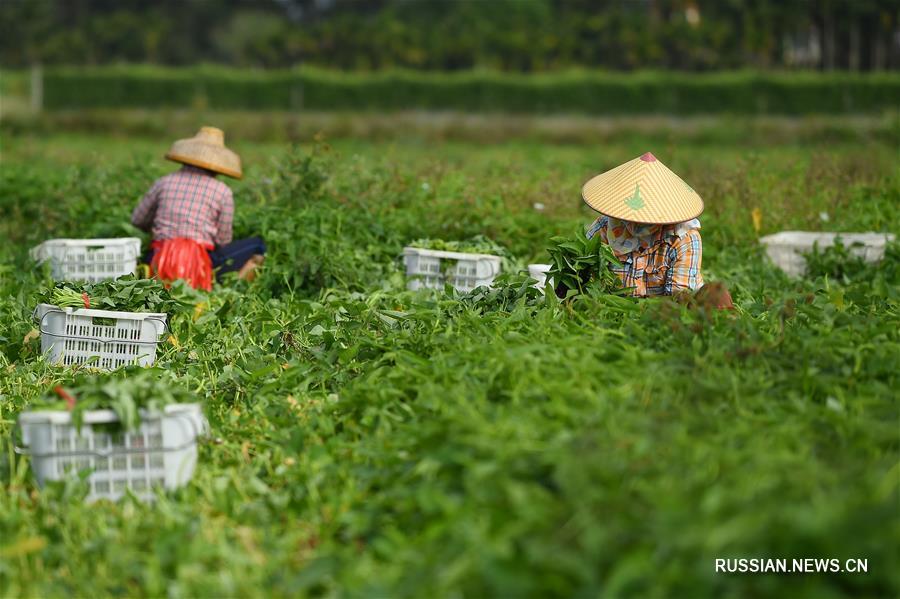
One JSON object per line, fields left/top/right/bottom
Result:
{"left": 151, "top": 238, "right": 214, "bottom": 291}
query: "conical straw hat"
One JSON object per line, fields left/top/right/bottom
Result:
{"left": 582, "top": 152, "right": 703, "bottom": 224}
{"left": 165, "top": 126, "right": 242, "bottom": 179}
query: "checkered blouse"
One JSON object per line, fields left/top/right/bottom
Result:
{"left": 132, "top": 165, "right": 234, "bottom": 246}
{"left": 587, "top": 216, "right": 704, "bottom": 297}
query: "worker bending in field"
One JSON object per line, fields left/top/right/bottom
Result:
{"left": 572, "top": 151, "right": 731, "bottom": 307}
{"left": 132, "top": 126, "right": 266, "bottom": 291}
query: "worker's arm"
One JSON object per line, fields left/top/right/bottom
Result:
{"left": 214, "top": 189, "right": 234, "bottom": 247}
{"left": 585, "top": 215, "right": 608, "bottom": 241}
{"left": 131, "top": 180, "right": 161, "bottom": 232}
{"left": 667, "top": 229, "right": 704, "bottom": 293}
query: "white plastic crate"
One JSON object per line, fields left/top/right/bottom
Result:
{"left": 16, "top": 403, "right": 207, "bottom": 502}
{"left": 403, "top": 247, "right": 502, "bottom": 292}
{"left": 34, "top": 303, "right": 167, "bottom": 369}
{"left": 30, "top": 238, "right": 142, "bottom": 282}
{"left": 528, "top": 263, "right": 552, "bottom": 291}
{"left": 759, "top": 231, "right": 895, "bottom": 277}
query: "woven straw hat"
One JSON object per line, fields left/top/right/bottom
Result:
{"left": 582, "top": 152, "right": 703, "bottom": 224}
{"left": 165, "top": 127, "right": 242, "bottom": 179}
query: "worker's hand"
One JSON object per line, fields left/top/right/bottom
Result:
{"left": 554, "top": 281, "right": 570, "bottom": 299}
{"left": 693, "top": 282, "right": 734, "bottom": 310}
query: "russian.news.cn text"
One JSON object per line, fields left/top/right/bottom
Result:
{"left": 715, "top": 559, "right": 867, "bottom": 574}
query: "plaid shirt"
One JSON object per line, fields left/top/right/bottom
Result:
{"left": 587, "top": 216, "right": 704, "bottom": 297}
{"left": 132, "top": 165, "right": 234, "bottom": 246}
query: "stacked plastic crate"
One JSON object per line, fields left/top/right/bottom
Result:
{"left": 18, "top": 237, "right": 206, "bottom": 501}
{"left": 402, "top": 247, "right": 502, "bottom": 292}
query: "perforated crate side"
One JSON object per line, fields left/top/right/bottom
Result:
{"left": 19, "top": 405, "right": 205, "bottom": 502}
{"left": 36, "top": 304, "right": 167, "bottom": 369}
{"left": 403, "top": 247, "right": 502, "bottom": 292}
{"left": 31, "top": 238, "right": 141, "bottom": 282}
{"left": 404, "top": 254, "right": 444, "bottom": 291}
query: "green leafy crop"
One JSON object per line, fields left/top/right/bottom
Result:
{"left": 39, "top": 275, "right": 196, "bottom": 314}
{"left": 804, "top": 238, "right": 872, "bottom": 283}
{"left": 545, "top": 227, "right": 624, "bottom": 297}
{"left": 30, "top": 367, "right": 194, "bottom": 431}
{"left": 0, "top": 133, "right": 898, "bottom": 599}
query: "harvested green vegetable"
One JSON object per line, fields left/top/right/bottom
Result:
{"left": 31, "top": 367, "right": 195, "bottom": 431}
{"left": 409, "top": 235, "right": 506, "bottom": 255}
{"left": 455, "top": 272, "right": 545, "bottom": 313}
{"left": 545, "top": 227, "right": 624, "bottom": 296}
{"left": 49, "top": 287, "right": 87, "bottom": 309}
{"left": 40, "top": 275, "right": 194, "bottom": 313}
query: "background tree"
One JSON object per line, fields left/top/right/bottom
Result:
{"left": 1, "top": 0, "right": 897, "bottom": 70}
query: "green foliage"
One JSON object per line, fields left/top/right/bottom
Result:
{"left": 804, "top": 238, "right": 874, "bottom": 283}
{"left": 37, "top": 66, "right": 900, "bottom": 115}
{"left": 275, "top": 140, "right": 332, "bottom": 202}
{"left": 454, "top": 272, "right": 546, "bottom": 314}
{"left": 0, "top": 133, "right": 898, "bottom": 597}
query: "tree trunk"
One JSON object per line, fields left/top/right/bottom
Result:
{"left": 873, "top": 33, "right": 885, "bottom": 71}
{"left": 30, "top": 63, "right": 43, "bottom": 113}
{"left": 849, "top": 19, "right": 861, "bottom": 71}
{"left": 823, "top": 5, "right": 835, "bottom": 70}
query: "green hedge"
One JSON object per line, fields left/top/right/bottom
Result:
{"left": 42, "top": 66, "right": 900, "bottom": 115}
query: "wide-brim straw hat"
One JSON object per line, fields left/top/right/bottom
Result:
{"left": 165, "top": 126, "right": 242, "bottom": 179}
{"left": 582, "top": 152, "right": 703, "bottom": 224}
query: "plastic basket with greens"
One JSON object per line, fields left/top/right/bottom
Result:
{"left": 34, "top": 276, "right": 194, "bottom": 369}
{"left": 404, "top": 235, "right": 519, "bottom": 292}
{"left": 15, "top": 368, "right": 208, "bottom": 502}
{"left": 408, "top": 235, "right": 517, "bottom": 270}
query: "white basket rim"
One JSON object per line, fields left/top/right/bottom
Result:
{"left": 759, "top": 231, "right": 895, "bottom": 246}
{"left": 528, "top": 263, "right": 552, "bottom": 271}
{"left": 18, "top": 403, "right": 202, "bottom": 425}
{"left": 36, "top": 303, "right": 167, "bottom": 321}
{"left": 32, "top": 237, "right": 143, "bottom": 249}
{"left": 403, "top": 246, "right": 502, "bottom": 261}
{"left": 31, "top": 238, "right": 143, "bottom": 264}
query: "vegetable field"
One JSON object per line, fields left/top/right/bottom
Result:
{"left": 1, "top": 128, "right": 898, "bottom": 597}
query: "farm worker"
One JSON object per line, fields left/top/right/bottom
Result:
{"left": 579, "top": 151, "right": 730, "bottom": 307}
{"left": 132, "top": 126, "right": 266, "bottom": 291}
